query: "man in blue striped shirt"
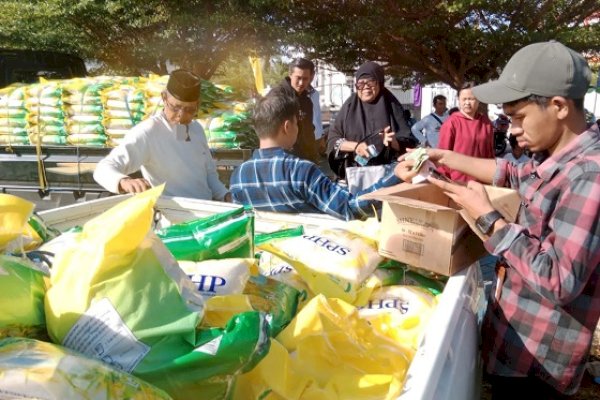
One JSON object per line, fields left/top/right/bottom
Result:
{"left": 229, "top": 88, "right": 404, "bottom": 221}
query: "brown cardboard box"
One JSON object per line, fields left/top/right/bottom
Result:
{"left": 361, "top": 183, "right": 521, "bottom": 276}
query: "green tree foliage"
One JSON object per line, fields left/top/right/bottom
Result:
{"left": 0, "top": 0, "right": 282, "bottom": 78}
{"left": 265, "top": 0, "right": 600, "bottom": 88}
{"left": 0, "top": 0, "right": 597, "bottom": 88}
{"left": 0, "top": 1, "right": 83, "bottom": 55}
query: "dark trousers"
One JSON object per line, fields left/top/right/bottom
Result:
{"left": 488, "top": 374, "right": 572, "bottom": 400}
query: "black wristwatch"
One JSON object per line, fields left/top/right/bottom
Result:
{"left": 475, "top": 210, "right": 503, "bottom": 235}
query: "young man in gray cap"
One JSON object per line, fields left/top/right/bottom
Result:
{"left": 397, "top": 41, "right": 600, "bottom": 398}
{"left": 94, "top": 69, "right": 230, "bottom": 201}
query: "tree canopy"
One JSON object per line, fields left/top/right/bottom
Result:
{"left": 0, "top": 0, "right": 282, "bottom": 78}
{"left": 265, "top": 0, "right": 600, "bottom": 88}
{"left": 0, "top": 0, "right": 597, "bottom": 88}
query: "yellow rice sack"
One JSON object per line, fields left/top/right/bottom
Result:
{"left": 0, "top": 337, "right": 172, "bottom": 399}
{"left": 257, "top": 227, "right": 383, "bottom": 303}
{"left": 358, "top": 285, "right": 438, "bottom": 352}
{"left": 233, "top": 295, "right": 410, "bottom": 400}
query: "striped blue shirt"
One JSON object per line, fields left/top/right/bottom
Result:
{"left": 229, "top": 147, "right": 400, "bottom": 221}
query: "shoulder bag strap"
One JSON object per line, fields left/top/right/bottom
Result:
{"left": 430, "top": 114, "right": 444, "bottom": 126}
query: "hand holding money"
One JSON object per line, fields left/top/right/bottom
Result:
{"left": 397, "top": 148, "right": 451, "bottom": 183}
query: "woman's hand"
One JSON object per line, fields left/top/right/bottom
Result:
{"left": 354, "top": 142, "right": 370, "bottom": 157}
{"left": 380, "top": 126, "right": 400, "bottom": 150}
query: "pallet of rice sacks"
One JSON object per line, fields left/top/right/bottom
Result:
{"left": 202, "top": 103, "right": 256, "bottom": 149}
{"left": 25, "top": 80, "right": 67, "bottom": 145}
{"left": 102, "top": 81, "right": 146, "bottom": 147}
{"left": 0, "top": 85, "right": 29, "bottom": 145}
{"left": 62, "top": 77, "right": 116, "bottom": 146}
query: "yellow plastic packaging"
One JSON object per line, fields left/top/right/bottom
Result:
{"left": 358, "top": 285, "right": 438, "bottom": 352}
{"left": 233, "top": 295, "right": 410, "bottom": 400}
{"left": 0, "top": 193, "right": 34, "bottom": 251}
{"left": 257, "top": 228, "right": 382, "bottom": 304}
{"left": 0, "top": 337, "right": 172, "bottom": 399}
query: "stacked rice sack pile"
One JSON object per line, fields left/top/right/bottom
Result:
{"left": 0, "top": 187, "right": 448, "bottom": 400}
{"left": 25, "top": 80, "right": 68, "bottom": 145}
{"left": 0, "top": 75, "right": 255, "bottom": 149}
{"left": 198, "top": 82, "right": 254, "bottom": 149}
{"left": 142, "top": 74, "right": 169, "bottom": 119}
{"left": 142, "top": 74, "right": 241, "bottom": 119}
{"left": 202, "top": 103, "right": 257, "bottom": 149}
{"left": 102, "top": 79, "right": 145, "bottom": 146}
{"left": 0, "top": 85, "right": 28, "bottom": 145}
{"left": 62, "top": 78, "right": 114, "bottom": 146}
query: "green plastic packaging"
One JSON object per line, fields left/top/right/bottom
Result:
{"left": 254, "top": 226, "right": 304, "bottom": 247}
{"left": 242, "top": 274, "right": 301, "bottom": 337}
{"left": 375, "top": 259, "right": 446, "bottom": 296}
{"left": 140, "top": 311, "right": 271, "bottom": 400}
{"left": 0, "top": 255, "right": 48, "bottom": 340}
{"left": 156, "top": 206, "right": 254, "bottom": 261}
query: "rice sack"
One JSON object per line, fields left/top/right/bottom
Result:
{"left": 178, "top": 257, "right": 257, "bottom": 297}
{"left": 0, "top": 193, "right": 34, "bottom": 253}
{"left": 233, "top": 295, "right": 411, "bottom": 400}
{"left": 156, "top": 206, "right": 254, "bottom": 261}
{"left": 0, "top": 255, "right": 48, "bottom": 340}
{"left": 257, "top": 227, "right": 383, "bottom": 303}
{"left": 374, "top": 259, "right": 446, "bottom": 295}
{"left": 202, "top": 274, "right": 301, "bottom": 338}
{"left": 358, "top": 285, "right": 438, "bottom": 353}
{"left": 0, "top": 337, "right": 172, "bottom": 400}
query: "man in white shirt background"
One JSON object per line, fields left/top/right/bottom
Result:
{"left": 94, "top": 69, "right": 231, "bottom": 201}
{"left": 410, "top": 94, "right": 448, "bottom": 148}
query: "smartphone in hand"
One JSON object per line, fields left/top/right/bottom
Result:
{"left": 428, "top": 167, "right": 452, "bottom": 183}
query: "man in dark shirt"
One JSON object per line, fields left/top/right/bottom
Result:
{"left": 277, "top": 58, "right": 320, "bottom": 163}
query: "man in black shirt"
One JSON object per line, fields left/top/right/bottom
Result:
{"left": 277, "top": 58, "right": 320, "bottom": 163}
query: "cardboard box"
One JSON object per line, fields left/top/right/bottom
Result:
{"left": 458, "top": 185, "right": 521, "bottom": 241}
{"left": 362, "top": 183, "right": 520, "bottom": 276}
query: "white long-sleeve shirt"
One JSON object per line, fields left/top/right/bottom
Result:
{"left": 94, "top": 113, "right": 228, "bottom": 200}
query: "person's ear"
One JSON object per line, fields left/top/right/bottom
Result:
{"left": 282, "top": 119, "right": 292, "bottom": 135}
{"left": 550, "top": 96, "right": 569, "bottom": 120}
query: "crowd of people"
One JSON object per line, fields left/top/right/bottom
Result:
{"left": 93, "top": 41, "right": 599, "bottom": 400}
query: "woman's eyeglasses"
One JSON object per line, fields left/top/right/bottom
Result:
{"left": 163, "top": 97, "right": 198, "bottom": 114}
{"left": 355, "top": 79, "right": 378, "bottom": 90}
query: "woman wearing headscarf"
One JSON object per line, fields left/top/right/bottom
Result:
{"left": 327, "top": 61, "right": 417, "bottom": 179}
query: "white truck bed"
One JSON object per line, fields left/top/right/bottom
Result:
{"left": 39, "top": 195, "right": 484, "bottom": 400}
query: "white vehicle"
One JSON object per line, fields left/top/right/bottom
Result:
{"left": 39, "top": 195, "right": 485, "bottom": 400}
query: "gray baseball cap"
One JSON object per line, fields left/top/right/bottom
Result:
{"left": 473, "top": 40, "right": 591, "bottom": 104}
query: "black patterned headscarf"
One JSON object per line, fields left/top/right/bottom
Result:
{"left": 337, "top": 61, "right": 412, "bottom": 152}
